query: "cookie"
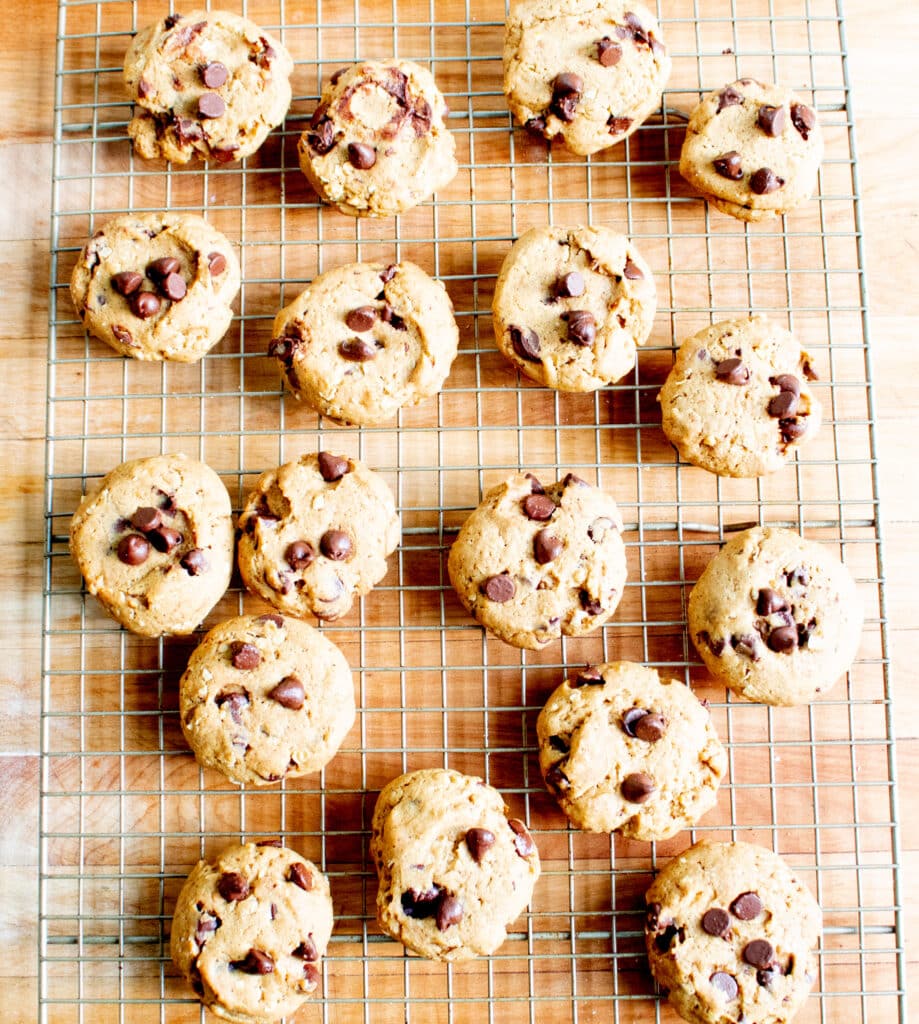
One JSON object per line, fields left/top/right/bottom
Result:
{"left": 645, "top": 840, "right": 821, "bottom": 1024}
{"left": 370, "top": 768, "right": 541, "bottom": 961}
{"left": 536, "top": 662, "right": 726, "bottom": 840}
{"left": 179, "top": 614, "right": 355, "bottom": 786}
{"left": 171, "top": 841, "right": 333, "bottom": 1024}
{"left": 298, "top": 60, "right": 457, "bottom": 217}
{"left": 679, "top": 79, "right": 823, "bottom": 222}
{"left": 237, "top": 452, "right": 400, "bottom": 622}
{"left": 492, "top": 225, "right": 656, "bottom": 392}
{"left": 70, "top": 212, "right": 241, "bottom": 362}
{"left": 270, "top": 260, "right": 459, "bottom": 425}
{"left": 503, "top": 0, "right": 671, "bottom": 155}
{"left": 688, "top": 526, "right": 863, "bottom": 706}
{"left": 447, "top": 472, "right": 627, "bottom": 650}
{"left": 69, "top": 454, "right": 234, "bottom": 637}
{"left": 658, "top": 316, "right": 822, "bottom": 477}
{"left": 124, "top": 10, "right": 293, "bottom": 164}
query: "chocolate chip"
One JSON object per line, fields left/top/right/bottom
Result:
{"left": 148, "top": 525, "right": 182, "bottom": 553}
{"left": 525, "top": 116, "right": 547, "bottom": 136}
{"left": 607, "top": 115, "right": 633, "bottom": 135}
{"left": 634, "top": 713, "right": 667, "bottom": 743}
{"left": 786, "top": 566, "right": 810, "bottom": 587}
{"left": 270, "top": 676, "right": 305, "bottom": 711}
{"left": 717, "top": 86, "right": 744, "bottom": 111}
{"left": 268, "top": 336, "right": 298, "bottom": 361}
{"left": 180, "top": 548, "right": 208, "bottom": 575}
{"left": 288, "top": 862, "right": 313, "bottom": 890}
{"left": 621, "top": 772, "right": 655, "bottom": 803}
{"left": 757, "top": 104, "right": 786, "bottom": 136}
{"left": 130, "top": 506, "right": 162, "bottom": 532}
{"left": 379, "top": 303, "right": 406, "bottom": 330}
{"left": 147, "top": 257, "right": 180, "bottom": 281}
{"left": 348, "top": 142, "right": 377, "bottom": 169}
{"left": 303, "top": 962, "right": 320, "bottom": 987}
{"left": 160, "top": 272, "right": 186, "bottom": 302}
{"left": 207, "top": 251, "right": 227, "bottom": 276}
{"left": 217, "top": 872, "right": 250, "bottom": 902}
{"left": 623, "top": 258, "right": 644, "bottom": 280}
{"left": 572, "top": 665, "right": 604, "bottom": 687}
{"left": 549, "top": 735, "right": 569, "bottom": 755}
{"left": 345, "top": 306, "right": 378, "bottom": 332}
{"left": 710, "top": 972, "right": 739, "bottom": 1000}
{"left": 522, "top": 494, "right": 555, "bottom": 521}
{"left": 743, "top": 939, "right": 775, "bottom": 969}
{"left": 579, "top": 590, "right": 603, "bottom": 615}
{"left": 565, "top": 310, "right": 596, "bottom": 346}
{"left": 781, "top": 418, "right": 807, "bottom": 443}
{"left": 715, "top": 357, "right": 749, "bottom": 384}
{"left": 256, "top": 838, "right": 282, "bottom": 847}
{"left": 508, "top": 819, "right": 536, "bottom": 858}
{"left": 554, "top": 271, "right": 584, "bottom": 298}
{"left": 309, "top": 118, "right": 336, "bottom": 155}
{"left": 436, "top": 895, "right": 463, "bottom": 931}
{"left": 294, "top": 936, "right": 319, "bottom": 961}
{"left": 137, "top": 79, "right": 152, "bottom": 98}
{"left": 338, "top": 337, "right": 377, "bottom": 362}
{"left": 128, "top": 291, "right": 161, "bottom": 319}
{"left": 212, "top": 144, "right": 239, "bottom": 162}
{"left": 791, "top": 102, "right": 816, "bottom": 140}
{"left": 231, "top": 642, "right": 261, "bottom": 670}
{"left": 645, "top": 901, "right": 662, "bottom": 930}
{"left": 732, "top": 633, "right": 760, "bottom": 660}
{"left": 654, "top": 923, "right": 684, "bottom": 952}
{"left": 702, "top": 908, "right": 731, "bottom": 937}
{"left": 117, "top": 534, "right": 149, "bottom": 566}
{"left": 194, "top": 912, "right": 220, "bottom": 946}
{"left": 771, "top": 373, "right": 801, "bottom": 396}
{"left": 232, "top": 950, "right": 274, "bottom": 974}
{"left": 401, "top": 887, "right": 443, "bottom": 918}
{"left": 380, "top": 264, "right": 398, "bottom": 284}
{"left": 757, "top": 967, "right": 780, "bottom": 987}
{"left": 550, "top": 72, "right": 583, "bottom": 122}
{"left": 201, "top": 62, "right": 228, "bottom": 88}
{"left": 649, "top": 33, "right": 665, "bottom": 57}
{"left": 767, "top": 624, "right": 798, "bottom": 653}
{"left": 622, "top": 707, "right": 648, "bottom": 736}
{"left": 751, "top": 167, "right": 784, "bottom": 194}
{"left": 526, "top": 473, "right": 545, "bottom": 494}
{"left": 112, "top": 271, "right": 143, "bottom": 296}
{"left": 465, "top": 828, "right": 496, "bottom": 863}
{"left": 757, "top": 588, "right": 788, "bottom": 615}
{"left": 198, "top": 93, "right": 225, "bottom": 119}
{"left": 768, "top": 391, "right": 798, "bottom": 418}
{"left": 111, "top": 325, "right": 134, "bottom": 347}
{"left": 713, "top": 151, "right": 743, "bottom": 180}
{"left": 597, "top": 37, "right": 622, "bottom": 66}
{"left": 215, "top": 691, "right": 249, "bottom": 724}
{"left": 482, "top": 573, "right": 515, "bottom": 602}
{"left": 320, "top": 530, "right": 352, "bottom": 561}
{"left": 697, "top": 630, "right": 726, "bottom": 656}
{"left": 286, "top": 540, "right": 316, "bottom": 571}
{"left": 545, "top": 764, "right": 569, "bottom": 792}
{"left": 730, "top": 891, "right": 764, "bottom": 920}
{"left": 533, "top": 530, "right": 562, "bottom": 564}
{"left": 510, "top": 325, "right": 541, "bottom": 362}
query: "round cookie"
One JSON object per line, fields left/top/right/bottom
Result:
{"left": 124, "top": 10, "right": 293, "bottom": 164}
{"left": 679, "top": 78, "right": 823, "bottom": 222}
{"left": 237, "top": 452, "right": 401, "bottom": 622}
{"left": 536, "top": 662, "right": 726, "bottom": 840}
{"left": 503, "top": 0, "right": 671, "bottom": 155}
{"left": 298, "top": 60, "right": 457, "bottom": 217}
{"left": 270, "top": 260, "right": 459, "bottom": 425}
{"left": 171, "top": 841, "right": 333, "bottom": 1024}
{"left": 658, "top": 316, "right": 822, "bottom": 477}
{"left": 644, "top": 840, "right": 821, "bottom": 1024}
{"left": 447, "top": 472, "right": 627, "bottom": 650}
{"left": 69, "top": 454, "right": 234, "bottom": 637}
{"left": 70, "top": 212, "right": 241, "bottom": 362}
{"left": 370, "top": 768, "right": 541, "bottom": 961}
{"left": 492, "top": 225, "right": 656, "bottom": 392}
{"left": 688, "top": 526, "right": 863, "bottom": 706}
{"left": 179, "top": 614, "right": 355, "bottom": 786}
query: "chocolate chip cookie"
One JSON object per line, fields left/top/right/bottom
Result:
{"left": 658, "top": 316, "right": 822, "bottom": 477}
{"left": 688, "top": 526, "right": 863, "bottom": 706}
{"left": 70, "top": 212, "right": 241, "bottom": 361}
{"left": 370, "top": 769, "right": 541, "bottom": 961}
{"left": 270, "top": 260, "right": 459, "bottom": 425}
{"left": 645, "top": 840, "right": 821, "bottom": 1024}
{"left": 492, "top": 225, "right": 656, "bottom": 391}
{"left": 537, "top": 662, "right": 726, "bottom": 840}
{"left": 679, "top": 79, "right": 823, "bottom": 222}
{"left": 171, "top": 841, "right": 333, "bottom": 1024}
{"left": 298, "top": 59, "right": 457, "bottom": 217}
{"left": 504, "top": 0, "right": 671, "bottom": 155}
{"left": 237, "top": 452, "right": 401, "bottom": 622}
{"left": 179, "top": 614, "right": 355, "bottom": 786}
{"left": 447, "top": 472, "right": 627, "bottom": 650}
{"left": 69, "top": 453, "right": 234, "bottom": 637}
{"left": 124, "top": 9, "right": 293, "bottom": 164}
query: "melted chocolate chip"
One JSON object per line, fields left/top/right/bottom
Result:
{"left": 607, "top": 115, "right": 634, "bottom": 135}
{"left": 270, "top": 676, "right": 305, "bottom": 710}
{"left": 345, "top": 306, "right": 377, "bottom": 332}
{"left": 702, "top": 908, "right": 731, "bottom": 937}
{"left": 715, "top": 357, "right": 749, "bottom": 384}
{"left": 522, "top": 494, "right": 555, "bottom": 520}
{"left": 508, "top": 818, "right": 536, "bottom": 858}
{"left": 550, "top": 72, "right": 583, "bottom": 122}
{"left": 621, "top": 772, "right": 655, "bottom": 803}
{"left": 597, "top": 37, "right": 623, "bottom": 66}
{"left": 732, "top": 633, "right": 760, "bottom": 660}
{"left": 231, "top": 642, "right": 261, "bottom": 670}
{"left": 717, "top": 86, "right": 744, "bottom": 111}
{"left": 465, "top": 828, "right": 496, "bottom": 863}
{"left": 730, "top": 891, "right": 764, "bottom": 920}
{"left": 317, "top": 451, "right": 351, "bottom": 481}
{"left": 572, "top": 665, "right": 604, "bottom": 687}
{"left": 436, "top": 895, "right": 463, "bottom": 931}
{"left": 338, "top": 337, "right": 378, "bottom": 362}
{"left": 117, "top": 534, "right": 149, "bottom": 566}
{"left": 482, "top": 573, "right": 515, "bottom": 602}
{"left": 791, "top": 103, "right": 816, "bottom": 140}
{"left": 320, "top": 530, "right": 352, "bottom": 561}
{"left": 565, "top": 309, "right": 596, "bottom": 346}
{"left": 180, "top": 548, "right": 208, "bottom": 575}
{"left": 525, "top": 116, "right": 547, "bottom": 136}
{"left": 510, "top": 325, "right": 541, "bottom": 362}
{"left": 533, "top": 530, "right": 562, "bottom": 564}
{"left": 545, "top": 764, "right": 570, "bottom": 792}
{"left": 111, "top": 325, "right": 134, "bottom": 347}
{"left": 757, "top": 588, "right": 789, "bottom": 615}
{"left": 579, "top": 590, "right": 603, "bottom": 615}
{"left": 232, "top": 950, "right": 274, "bottom": 974}
{"left": 294, "top": 935, "right": 319, "bottom": 961}
{"left": 308, "top": 119, "right": 336, "bottom": 155}
{"left": 757, "top": 104, "right": 786, "bottom": 137}
{"left": 215, "top": 691, "right": 249, "bottom": 724}
{"left": 751, "top": 167, "right": 785, "bottom": 194}
{"left": 401, "top": 887, "right": 442, "bottom": 918}
{"left": 148, "top": 525, "right": 182, "bottom": 553}
{"left": 194, "top": 912, "right": 220, "bottom": 946}
{"left": 526, "top": 473, "right": 545, "bottom": 494}
{"left": 217, "top": 872, "right": 250, "bottom": 902}
{"left": 288, "top": 862, "right": 313, "bottom": 890}
{"left": 286, "top": 540, "right": 316, "bottom": 571}
{"left": 768, "top": 390, "right": 799, "bottom": 418}
{"left": 713, "top": 151, "right": 744, "bottom": 180}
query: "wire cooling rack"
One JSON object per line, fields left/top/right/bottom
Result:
{"left": 41, "top": 0, "right": 905, "bottom": 1021}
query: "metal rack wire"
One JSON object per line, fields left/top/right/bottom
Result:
{"left": 41, "top": 0, "right": 905, "bottom": 1021}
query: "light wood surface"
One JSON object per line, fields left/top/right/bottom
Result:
{"left": 2, "top": 1, "right": 917, "bottom": 1022}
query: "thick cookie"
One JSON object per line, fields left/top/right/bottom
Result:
{"left": 179, "top": 614, "right": 355, "bottom": 786}
{"left": 69, "top": 454, "right": 234, "bottom": 637}
{"left": 237, "top": 452, "right": 400, "bottom": 622}
{"left": 370, "top": 769, "right": 541, "bottom": 961}
{"left": 270, "top": 260, "right": 459, "bottom": 425}
{"left": 70, "top": 212, "right": 241, "bottom": 362}
{"left": 688, "top": 527, "right": 863, "bottom": 706}
{"left": 447, "top": 472, "right": 627, "bottom": 650}
{"left": 658, "top": 316, "right": 822, "bottom": 477}
{"left": 171, "top": 841, "right": 333, "bottom": 1024}
{"left": 503, "top": 0, "right": 671, "bottom": 155}
{"left": 536, "top": 662, "right": 726, "bottom": 840}
{"left": 645, "top": 840, "right": 821, "bottom": 1024}
{"left": 124, "top": 10, "right": 293, "bottom": 164}
{"left": 298, "top": 60, "right": 457, "bottom": 217}
{"left": 492, "top": 225, "right": 656, "bottom": 392}
{"left": 679, "top": 79, "right": 823, "bottom": 222}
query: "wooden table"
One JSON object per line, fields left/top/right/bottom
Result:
{"left": 3, "top": 2, "right": 916, "bottom": 1021}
